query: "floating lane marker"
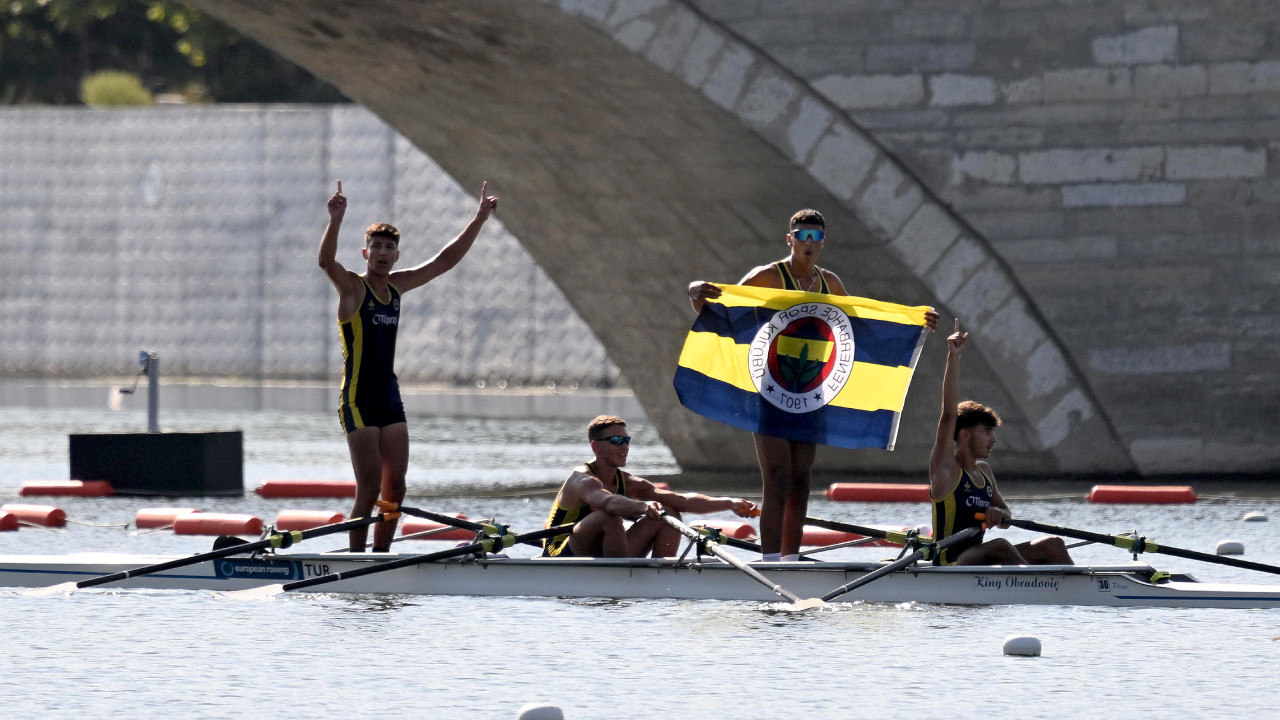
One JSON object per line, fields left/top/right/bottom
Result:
{"left": 1216, "top": 539, "right": 1245, "bottom": 556}
{"left": 1, "top": 504, "right": 67, "bottom": 527}
{"left": 1243, "top": 511, "right": 1268, "bottom": 522}
{"left": 19, "top": 480, "right": 114, "bottom": 497}
{"left": 254, "top": 479, "right": 357, "bottom": 498}
{"left": 1086, "top": 485, "right": 1197, "bottom": 504}
{"left": 173, "top": 513, "right": 263, "bottom": 536}
{"left": 135, "top": 508, "right": 200, "bottom": 529}
{"left": 275, "top": 510, "right": 346, "bottom": 531}
{"left": 400, "top": 515, "right": 477, "bottom": 541}
{"left": 0, "top": 512, "right": 16, "bottom": 532}
{"left": 517, "top": 703, "right": 564, "bottom": 720}
{"left": 1003, "top": 635, "right": 1042, "bottom": 657}
{"left": 697, "top": 520, "right": 757, "bottom": 540}
{"left": 825, "top": 483, "right": 930, "bottom": 502}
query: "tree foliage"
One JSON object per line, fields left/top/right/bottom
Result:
{"left": 2, "top": 0, "right": 348, "bottom": 104}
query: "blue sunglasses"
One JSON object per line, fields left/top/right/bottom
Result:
{"left": 594, "top": 435, "right": 631, "bottom": 446}
{"left": 790, "top": 228, "right": 825, "bottom": 243}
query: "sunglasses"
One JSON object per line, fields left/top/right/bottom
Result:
{"left": 594, "top": 435, "right": 631, "bottom": 446}
{"left": 790, "top": 228, "right": 825, "bottom": 243}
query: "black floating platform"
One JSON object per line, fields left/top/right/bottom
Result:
{"left": 70, "top": 431, "right": 243, "bottom": 496}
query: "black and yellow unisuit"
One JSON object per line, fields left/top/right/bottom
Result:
{"left": 338, "top": 278, "right": 406, "bottom": 433}
{"left": 931, "top": 465, "right": 995, "bottom": 565}
{"left": 542, "top": 462, "right": 628, "bottom": 557}
{"left": 773, "top": 260, "right": 831, "bottom": 293}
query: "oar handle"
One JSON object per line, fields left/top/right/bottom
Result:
{"left": 279, "top": 524, "right": 574, "bottom": 593}
{"left": 804, "top": 516, "right": 893, "bottom": 540}
{"left": 75, "top": 512, "right": 393, "bottom": 589}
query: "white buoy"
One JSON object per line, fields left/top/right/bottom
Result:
{"left": 1243, "top": 512, "right": 1268, "bottom": 522}
{"left": 518, "top": 703, "right": 564, "bottom": 720}
{"left": 1003, "top": 635, "right": 1041, "bottom": 656}
{"left": 1216, "top": 539, "right": 1245, "bottom": 555}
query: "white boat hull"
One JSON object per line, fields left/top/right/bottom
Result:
{"left": 4, "top": 552, "right": 1280, "bottom": 608}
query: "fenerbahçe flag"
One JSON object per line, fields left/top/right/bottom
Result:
{"left": 674, "top": 284, "right": 931, "bottom": 450}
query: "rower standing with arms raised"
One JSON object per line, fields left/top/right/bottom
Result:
{"left": 688, "top": 209, "right": 938, "bottom": 561}
{"left": 928, "top": 319, "right": 1072, "bottom": 566}
{"left": 318, "top": 180, "right": 499, "bottom": 552}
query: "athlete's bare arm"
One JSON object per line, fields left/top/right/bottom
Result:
{"left": 391, "top": 181, "right": 499, "bottom": 294}
{"left": 565, "top": 469, "right": 660, "bottom": 520}
{"left": 317, "top": 180, "right": 365, "bottom": 321}
{"left": 631, "top": 478, "right": 758, "bottom": 518}
{"left": 929, "top": 319, "right": 967, "bottom": 501}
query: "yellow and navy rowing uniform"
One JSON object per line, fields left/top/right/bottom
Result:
{"left": 773, "top": 260, "right": 830, "bottom": 293}
{"left": 338, "top": 278, "right": 406, "bottom": 433}
{"left": 543, "top": 463, "right": 628, "bottom": 557}
{"left": 931, "top": 465, "right": 995, "bottom": 565}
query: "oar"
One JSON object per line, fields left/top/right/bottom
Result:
{"left": 819, "top": 527, "right": 980, "bottom": 602}
{"left": 994, "top": 515, "right": 1280, "bottom": 577}
{"left": 397, "top": 505, "right": 553, "bottom": 550}
{"left": 664, "top": 515, "right": 825, "bottom": 610}
{"left": 26, "top": 508, "right": 402, "bottom": 596}
{"left": 226, "top": 523, "right": 575, "bottom": 600}
{"left": 804, "top": 516, "right": 917, "bottom": 546}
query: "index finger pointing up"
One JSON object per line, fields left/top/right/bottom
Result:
{"left": 337, "top": 180, "right": 343, "bottom": 195}
{"left": 481, "top": 180, "right": 488, "bottom": 197}
{"left": 953, "top": 318, "right": 960, "bottom": 333}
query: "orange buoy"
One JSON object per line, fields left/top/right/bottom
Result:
{"left": 0, "top": 513, "right": 16, "bottom": 531}
{"left": 173, "top": 513, "right": 263, "bottom": 536}
{"left": 254, "top": 479, "right": 357, "bottom": 498}
{"left": 275, "top": 510, "right": 346, "bottom": 531}
{"left": 19, "top": 480, "right": 114, "bottom": 497}
{"left": 135, "top": 508, "right": 200, "bottom": 529}
{"left": 697, "top": 520, "right": 757, "bottom": 540}
{"left": 1, "top": 504, "right": 68, "bottom": 527}
{"left": 825, "top": 483, "right": 931, "bottom": 502}
{"left": 1086, "top": 485, "right": 1198, "bottom": 504}
{"left": 801, "top": 525, "right": 914, "bottom": 548}
{"left": 400, "top": 514, "right": 475, "bottom": 541}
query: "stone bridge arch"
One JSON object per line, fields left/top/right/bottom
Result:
{"left": 181, "top": 0, "right": 1143, "bottom": 477}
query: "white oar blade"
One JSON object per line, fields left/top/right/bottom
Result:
{"left": 781, "top": 597, "right": 827, "bottom": 612}
{"left": 222, "top": 583, "right": 286, "bottom": 600}
{"left": 22, "top": 582, "right": 79, "bottom": 597}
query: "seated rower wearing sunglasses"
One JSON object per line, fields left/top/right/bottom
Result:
{"left": 543, "top": 415, "right": 758, "bottom": 558}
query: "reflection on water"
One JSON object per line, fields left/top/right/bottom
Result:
{"left": 1, "top": 407, "right": 1279, "bottom": 718}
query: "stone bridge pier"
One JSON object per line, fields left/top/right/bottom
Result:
{"left": 183, "top": 0, "right": 1280, "bottom": 479}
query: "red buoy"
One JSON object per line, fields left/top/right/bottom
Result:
{"left": 825, "top": 483, "right": 931, "bottom": 502}
{"left": 135, "top": 508, "right": 200, "bottom": 529}
{"left": 275, "top": 510, "right": 346, "bottom": 531}
{"left": 697, "top": 520, "right": 757, "bottom": 540}
{"left": 173, "top": 513, "right": 263, "bottom": 536}
{"left": 1087, "top": 485, "right": 1198, "bottom": 504}
{"left": 1, "top": 504, "right": 68, "bottom": 527}
{"left": 19, "top": 480, "right": 114, "bottom": 497}
{"left": 400, "top": 514, "right": 475, "bottom": 541}
{"left": 254, "top": 479, "right": 357, "bottom": 498}
{"left": 0, "top": 513, "right": 17, "bottom": 531}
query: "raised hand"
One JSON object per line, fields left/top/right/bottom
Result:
{"left": 327, "top": 180, "right": 346, "bottom": 221}
{"left": 947, "top": 318, "right": 968, "bottom": 356}
{"left": 687, "top": 281, "right": 722, "bottom": 302}
{"left": 476, "top": 180, "right": 499, "bottom": 222}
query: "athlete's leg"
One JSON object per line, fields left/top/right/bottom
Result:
{"left": 955, "top": 537, "right": 1027, "bottom": 565}
{"left": 753, "top": 433, "right": 792, "bottom": 557}
{"left": 372, "top": 421, "right": 409, "bottom": 551}
{"left": 780, "top": 440, "right": 817, "bottom": 558}
{"left": 346, "top": 426, "right": 384, "bottom": 552}
{"left": 627, "top": 509, "right": 682, "bottom": 557}
{"left": 1015, "top": 536, "right": 1073, "bottom": 565}
{"left": 569, "top": 511, "right": 628, "bottom": 557}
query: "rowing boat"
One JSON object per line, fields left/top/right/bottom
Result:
{"left": 4, "top": 550, "right": 1279, "bottom": 608}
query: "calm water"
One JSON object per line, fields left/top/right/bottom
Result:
{"left": 2, "top": 406, "right": 1279, "bottom": 719}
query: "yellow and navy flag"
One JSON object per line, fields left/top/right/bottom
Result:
{"left": 674, "top": 284, "right": 931, "bottom": 450}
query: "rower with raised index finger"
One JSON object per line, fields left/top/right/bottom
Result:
{"left": 318, "top": 179, "right": 499, "bottom": 553}
{"left": 927, "top": 319, "right": 1073, "bottom": 566}
{"left": 543, "top": 415, "right": 758, "bottom": 558}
